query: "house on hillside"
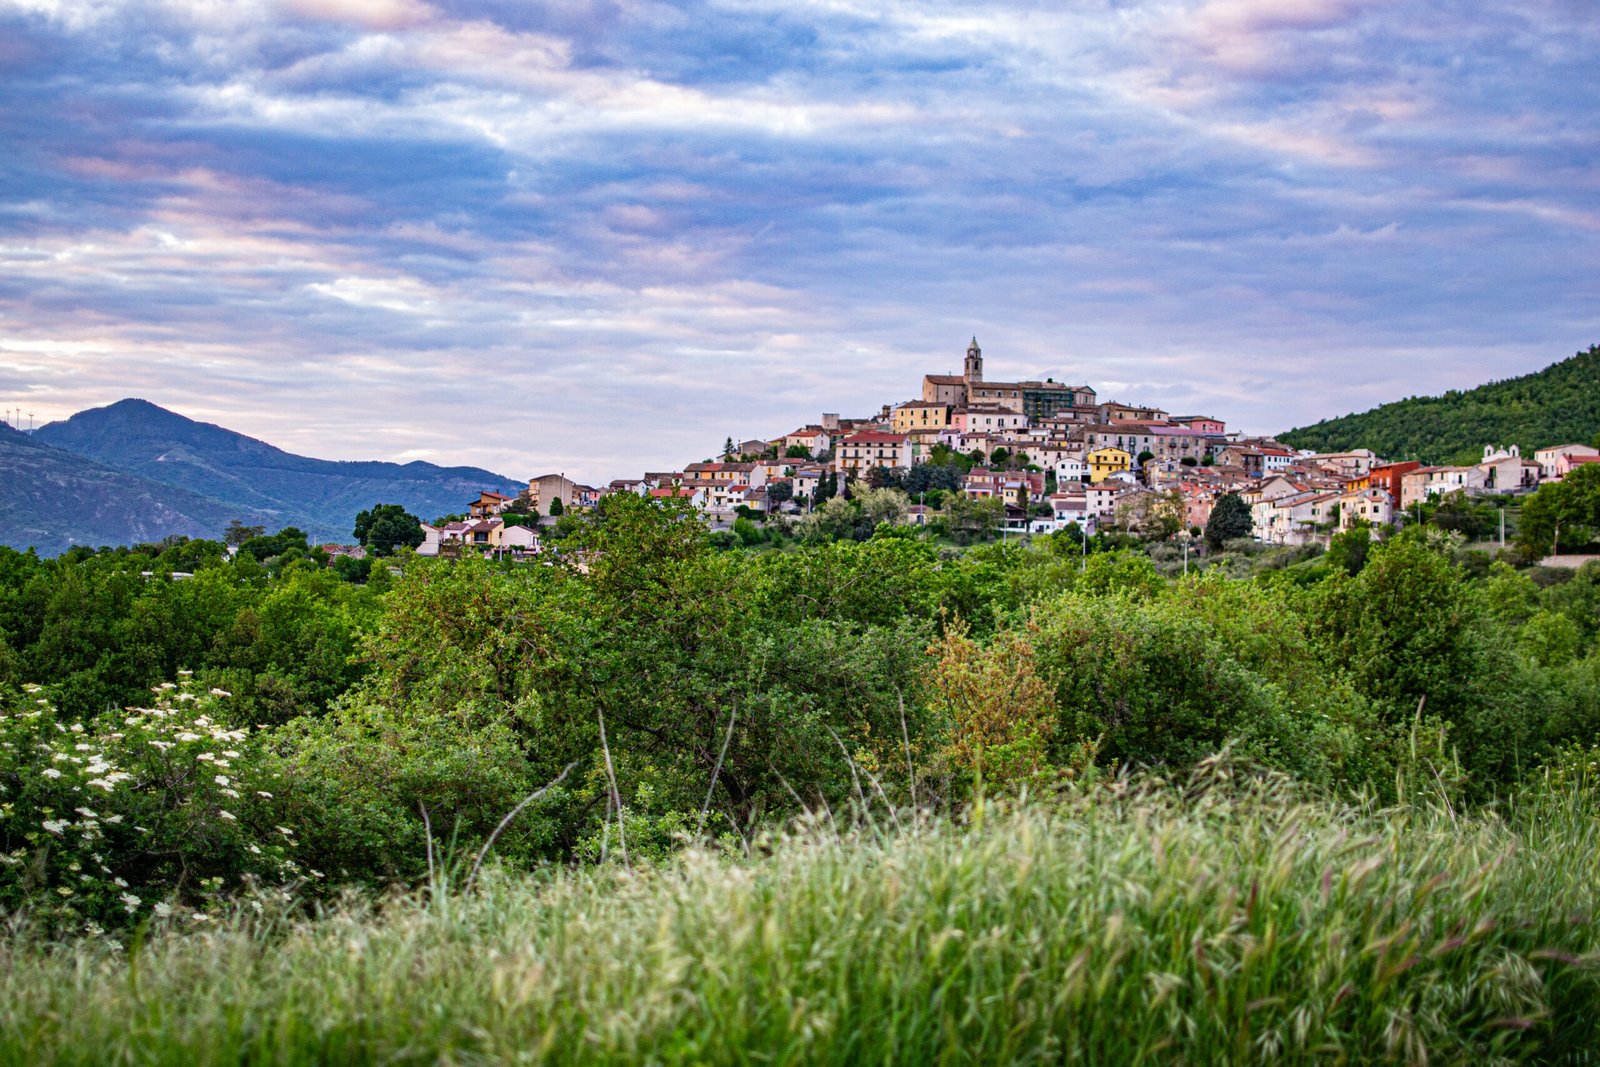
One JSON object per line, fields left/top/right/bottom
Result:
{"left": 1535, "top": 443, "right": 1600, "bottom": 477}
{"left": 1087, "top": 447, "right": 1132, "bottom": 483}
{"left": 834, "top": 431, "right": 910, "bottom": 479}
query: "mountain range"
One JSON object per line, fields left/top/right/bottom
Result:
{"left": 3, "top": 400, "right": 522, "bottom": 554}
{"left": 1280, "top": 344, "right": 1600, "bottom": 464}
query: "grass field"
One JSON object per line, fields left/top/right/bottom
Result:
{"left": 4, "top": 765, "right": 1599, "bottom": 1065}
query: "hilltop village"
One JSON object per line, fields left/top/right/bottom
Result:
{"left": 420, "top": 339, "right": 1599, "bottom": 556}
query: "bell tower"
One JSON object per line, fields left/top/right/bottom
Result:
{"left": 963, "top": 336, "right": 983, "bottom": 385}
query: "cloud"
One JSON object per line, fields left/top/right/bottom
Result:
{"left": 0, "top": 0, "right": 1595, "bottom": 483}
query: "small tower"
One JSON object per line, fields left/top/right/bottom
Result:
{"left": 963, "top": 336, "right": 983, "bottom": 384}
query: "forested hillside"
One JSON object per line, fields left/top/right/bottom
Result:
{"left": 33, "top": 399, "right": 521, "bottom": 545}
{"left": 1280, "top": 343, "right": 1600, "bottom": 464}
{"left": 0, "top": 422, "right": 281, "bottom": 554}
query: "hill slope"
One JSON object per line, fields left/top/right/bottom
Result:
{"left": 34, "top": 400, "right": 522, "bottom": 540}
{"left": 0, "top": 421, "right": 283, "bottom": 554}
{"left": 1279, "top": 343, "right": 1600, "bottom": 465}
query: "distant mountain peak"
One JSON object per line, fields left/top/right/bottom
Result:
{"left": 31, "top": 397, "right": 523, "bottom": 549}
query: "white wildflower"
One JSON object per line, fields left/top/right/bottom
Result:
{"left": 209, "top": 688, "right": 232, "bottom": 698}
{"left": 248, "top": 845, "right": 261, "bottom": 854}
{"left": 153, "top": 902, "right": 172, "bottom": 918}
{"left": 74, "top": 807, "right": 97, "bottom": 818}
{"left": 68, "top": 723, "right": 83, "bottom": 733}
{"left": 178, "top": 670, "right": 192, "bottom": 677}
{"left": 113, "top": 877, "right": 128, "bottom": 887}
{"left": 213, "top": 775, "right": 231, "bottom": 787}
{"left": 120, "top": 893, "right": 140, "bottom": 913}
{"left": 42, "top": 819, "right": 67, "bottom": 834}
{"left": 41, "top": 768, "right": 61, "bottom": 779}
{"left": 176, "top": 732, "right": 201, "bottom": 743}
{"left": 256, "top": 791, "right": 273, "bottom": 799}
{"left": 219, "top": 810, "right": 236, "bottom": 821}
{"left": 222, "top": 788, "right": 240, "bottom": 798}
{"left": 148, "top": 740, "right": 172, "bottom": 751}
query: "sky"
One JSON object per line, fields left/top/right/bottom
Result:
{"left": 1, "top": 0, "right": 1596, "bottom": 485}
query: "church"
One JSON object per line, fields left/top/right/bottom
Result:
{"left": 921, "top": 338, "right": 1097, "bottom": 421}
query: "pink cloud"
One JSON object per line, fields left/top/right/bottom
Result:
{"left": 278, "top": 0, "right": 434, "bottom": 31}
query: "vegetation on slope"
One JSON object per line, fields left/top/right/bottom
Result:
{"left": 5, "top": 495, "right": 1600, "bottom": 934}
{"left": 1280, "top": 343, "right": 1600, "bottom": 464}
{"left": 4, "top": 493, "right": 1600, "bottom": 1061}
{"left": 0, "top": 423, "right": 281, "bottom": 554}
{"left": 31, "top": 399, "right": 521, "bottom": 546}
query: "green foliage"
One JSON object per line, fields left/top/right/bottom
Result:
{"left": 1029, "top": 592, "right": 1318, "bottom": 774}
{"left": 1281, "top": 342, "right": 1600, "bottom": 464}
{"left": 0, "top": 545, "right": 378, "bottom": 724}
{"left": 0, "top": 680, "right": 295, "bottom": 932}
{"left": 1309, "top": 532, "right": 1481, "bottom": 725}
{"left": 237, "top": 526, "right": 310, "bottom": 563}
{"left": 1517, "top": 463, "right": 1600, "bottom": 557}
{"left": 1204, "top": 493, "right": 1252, "bottom": 550}
{"left": 1325, "top": 523, "right": 1372, "bottom": 575}
{"left": 9, "top": 777, "right": 1600, "bottom": 1064}
{"left": 222, "top": 520, "right": 264, "bottom": 547}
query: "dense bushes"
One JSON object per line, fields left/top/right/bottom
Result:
{"left": 2, "top": 497, "right": 1598, "bottom": 928}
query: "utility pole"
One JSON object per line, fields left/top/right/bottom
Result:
{"left": 1499, "top": 507, "right": 1505, "bottom": 547}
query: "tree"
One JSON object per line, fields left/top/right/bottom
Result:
{"left": 1137, "top": 450, "right": 1155, "bottom": 468}
{"left": 224, "top": 520, "right": 266, "bottom": 547}
{"left": 1517, "top": 464, "right": 1600, "bottom": 558}
{"left": 1204, "top": 493, "right": 1253, "bottom": 550}
{"left": 858, "top": 487, "right": 910, "bottom": 528}
{"left": 723, "top": 436, "right": 736, "bottom": 458}
{"left": 354, "top": 504, "right": 424, "bottom": 557}
{"left": 1114, "top": 489, "right": 1183, "bottom": 541}
{"left": 785, "top": 444, "right": 812, "bottom": 460}
{"left": 549, "top": 498, "right": 565, "bottom": 517}
{"left": 1326, "top": 523, "right": 1372, "bottom": 575}
{"left": 1430, "top": 490, "right": 1488, "bottom": 538}
{"left": 766, "top": 480, "right": 794, "bottom": 507}
{"left": 990, "top": 447, "right": 1011, "bottom": 467}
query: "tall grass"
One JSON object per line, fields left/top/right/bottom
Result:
{"left": 3, "top": 765, "right": 1598, "bottom": 1065}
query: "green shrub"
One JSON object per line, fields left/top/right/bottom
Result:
{"left": 0, "top": 679, "right": 294, "bottom": 932}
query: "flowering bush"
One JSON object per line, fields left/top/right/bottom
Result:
{"left": 0, "top": 675, "right": 299, "bottom": 932}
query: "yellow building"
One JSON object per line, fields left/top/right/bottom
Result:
{"left": 1087, "top": 446, "right": 1132, "bottom": 483}
{"left": 891, "top": 401, "right": 951, "bottom": 434}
